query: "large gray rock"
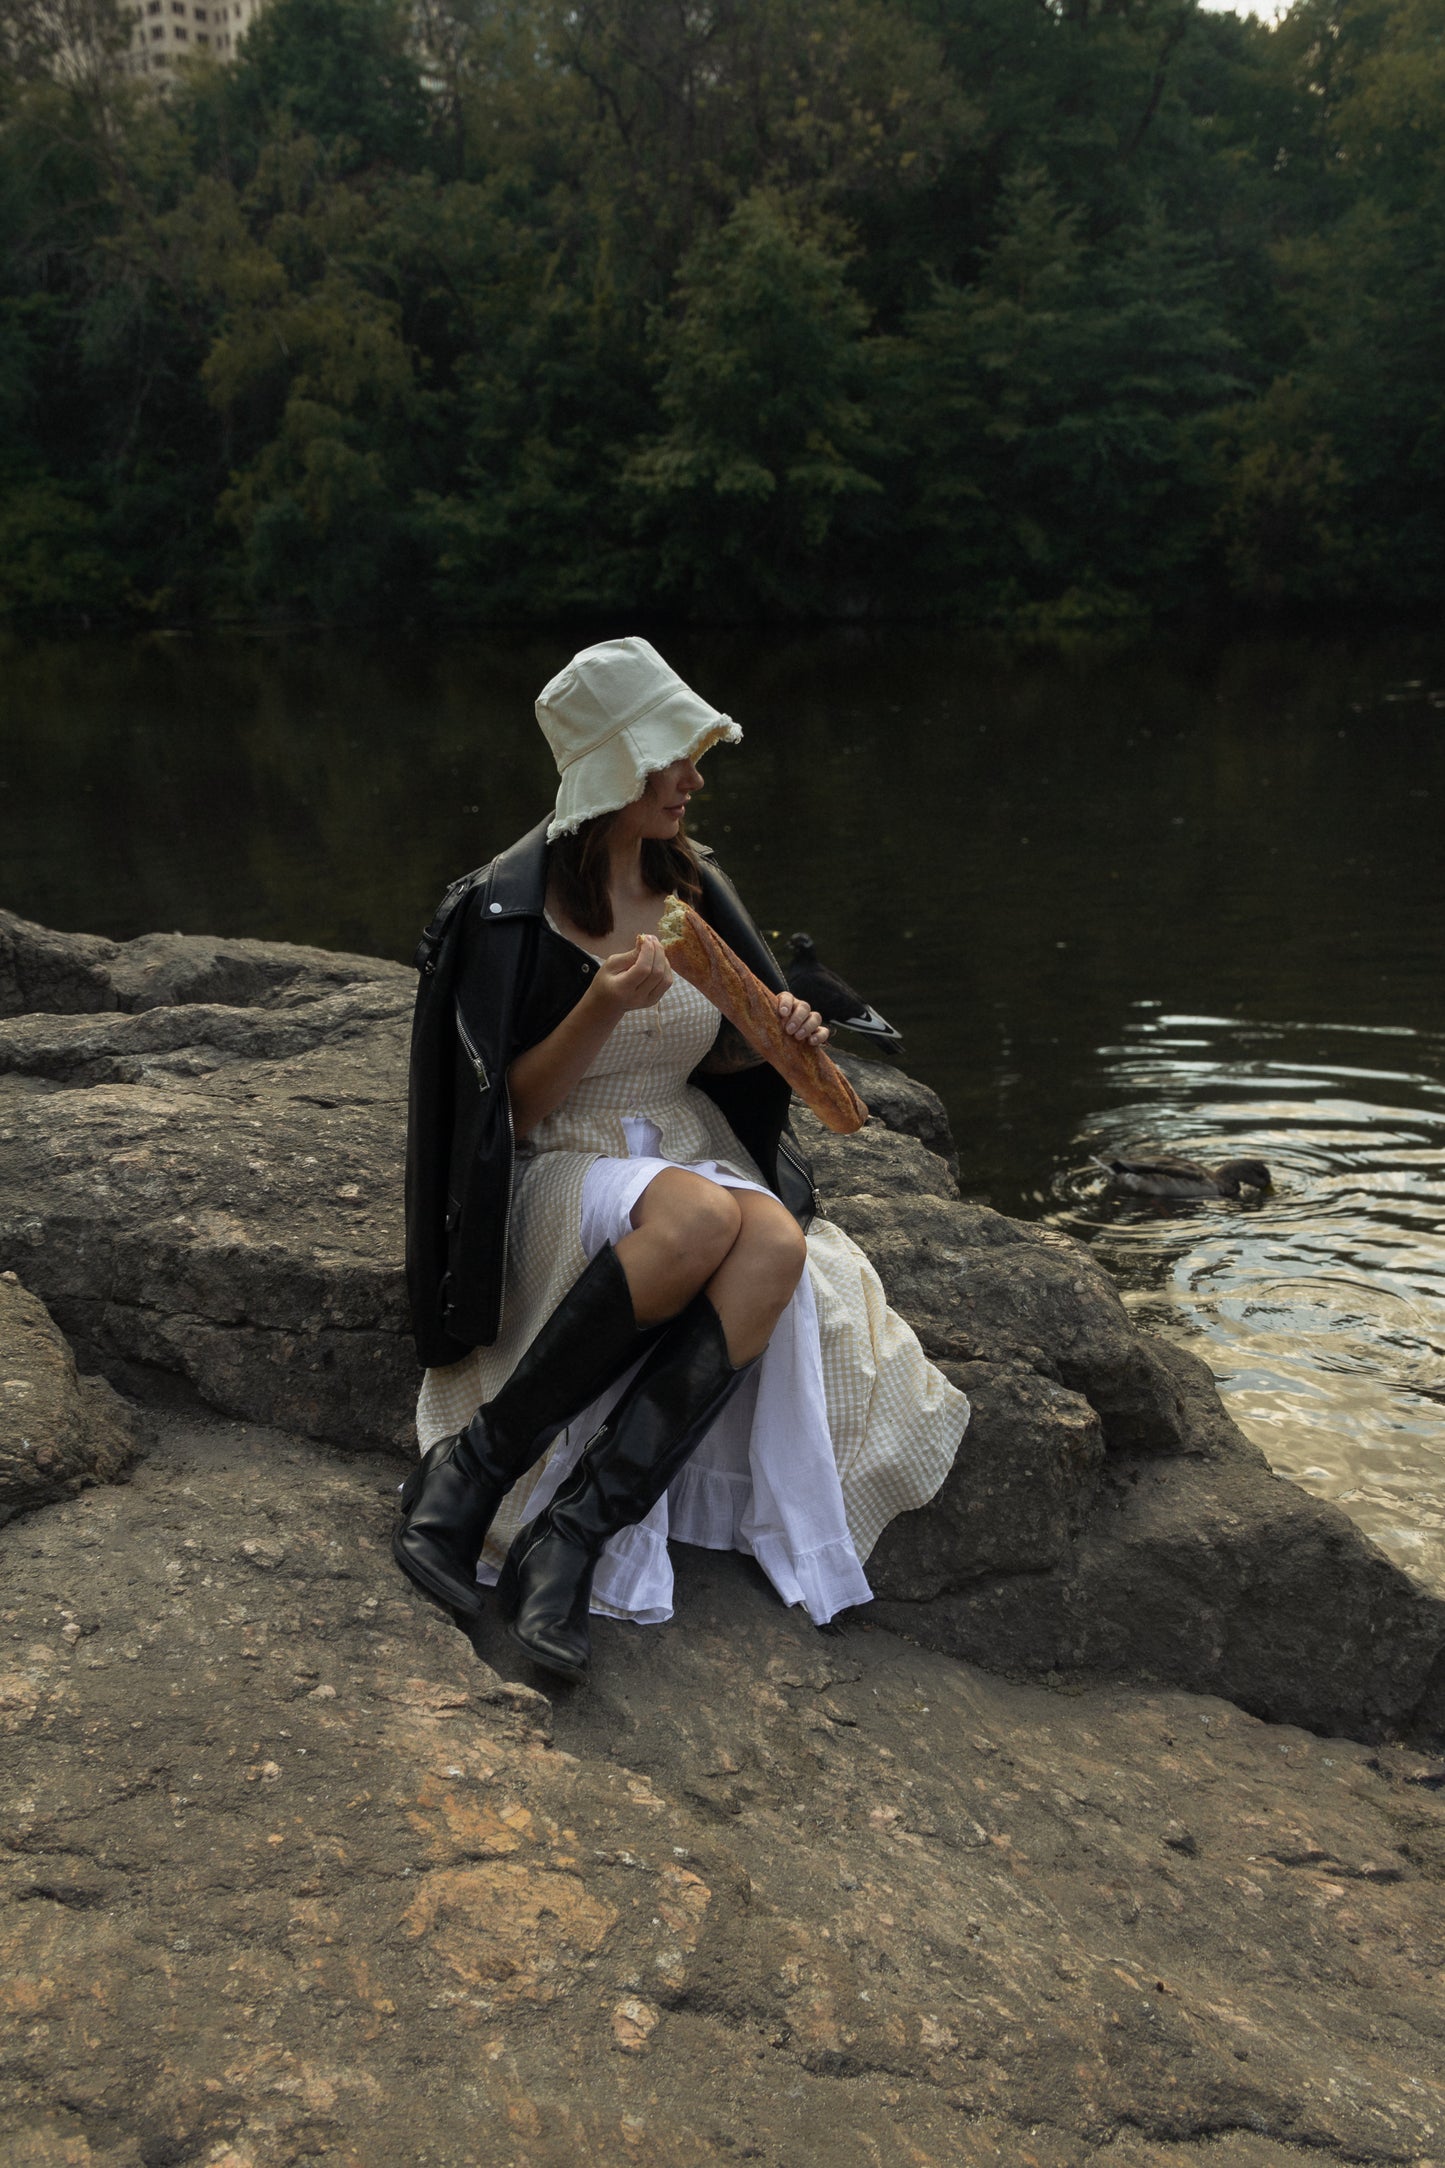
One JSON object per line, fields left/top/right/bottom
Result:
{"left": 0, "top": 910, "right": 416, "bottom": 1448}
{"left": 873, "top": 1343, "right": 1445, "bottom": 1744}
{"left": 832, "top": 1050, "right": 958, "bottom": 1174}
{"left": 0, "top": 1272, "right": 135, "bottom": 1523}
{"left": 0, "top": 911, "right": 399, "bottom": 1018}
{"left": 5, "top": 1410, "right": 1445, "bottom": 2168}
{"left": 2, "top": 905, "right": 1442, "bottom": 1744}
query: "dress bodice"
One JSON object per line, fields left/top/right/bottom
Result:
{"left": 521, "top": 970, "right": 754, "bottom": 1174}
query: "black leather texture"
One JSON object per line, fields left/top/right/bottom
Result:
{"left": 405, "top": 822, "right": 817, "bottom": 1365}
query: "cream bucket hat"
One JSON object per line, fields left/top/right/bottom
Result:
{"left": 537, "top": 636, "right": 742, "bottom": 842}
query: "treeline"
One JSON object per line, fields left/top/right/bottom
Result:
{"left": 1, "top": 0, "right": 1441, "bottom": 627}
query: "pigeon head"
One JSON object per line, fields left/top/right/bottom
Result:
{"left": 788, "top": 932, "right": 817, "bottom": 961}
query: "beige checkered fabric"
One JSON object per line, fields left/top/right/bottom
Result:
{"left": 416, "top": 971, "right": 966, "bottom": 1568}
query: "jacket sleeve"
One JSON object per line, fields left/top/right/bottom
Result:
{"left": 404, "top": 875, "right": 481, "bottom": 1369}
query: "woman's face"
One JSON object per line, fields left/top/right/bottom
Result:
{"left": 625, "top": 756, "right": 704, "bottom": 842}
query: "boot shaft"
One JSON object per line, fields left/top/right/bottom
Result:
{"left": 458, "top": 1241, "right": 655, "bottom": 1480}
{"left": 545, "top": 1295, "right": 753, "bottom": 1551}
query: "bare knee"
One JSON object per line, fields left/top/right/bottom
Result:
{"left": 633, "top": 1174, "right": 743, "bottom": 1281}
{"left": 734, "top": 1197, "right": 808, "bottom": 1300}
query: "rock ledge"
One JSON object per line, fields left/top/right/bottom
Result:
{"left": 2, "top": 907, "right": 1442, "bottom": 1747}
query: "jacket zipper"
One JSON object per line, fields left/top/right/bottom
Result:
{"left": 455, "top": 1004, "right": 489, "bottom": 1092}
{"left": 455, "top": 996, "right": 515, "bottom": 1325}
{"left": 495, "top": 1085, "right": 516, "bottom": 1326}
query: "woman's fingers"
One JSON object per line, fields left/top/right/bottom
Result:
{"left": 635, "top": 937, "right": 673, "bottom": 1005}
{"left": 601, "top": 934, "right": 673, "bottom": 1007}
{"left": 632, "top": 935, "right": 673, "bottom": 1001}
{"left": 777, "top": 992, "right": 826, "bottom": 1042}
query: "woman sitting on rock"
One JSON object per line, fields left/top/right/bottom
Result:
{"left": 398, "top": 637, "right": 968, "bottom": 1681}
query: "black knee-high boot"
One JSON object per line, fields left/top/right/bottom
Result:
{"left": 496, "top": 1295, "right": 756, "bottom": 1679}
{"left": 393, "top": 1245, "right": 662, "bottom": 1618}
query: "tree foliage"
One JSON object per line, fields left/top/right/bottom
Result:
{"left": 0, "top": 0, "right": 1441, "bottom": 623}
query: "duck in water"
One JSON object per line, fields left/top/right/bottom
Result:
{"left": 1092, "top": 1154, "right": 1273, "bottom": 1200}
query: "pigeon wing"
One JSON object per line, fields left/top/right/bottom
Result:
{"left": 785, "top": 957, "right": 900, "bottom": 1039}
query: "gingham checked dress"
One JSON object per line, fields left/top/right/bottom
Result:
{"left": 415, "top": 958, "right": 969, "bottom": 1626}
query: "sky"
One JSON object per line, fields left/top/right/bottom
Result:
{"left": 1195, "top": 0, "right": 1293, "bottom": 17}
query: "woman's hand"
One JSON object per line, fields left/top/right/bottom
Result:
{"left": 590, "top": 934, "right": 675, "bottom": 1014}
{"left": 510, "top": 936, "right": 672, "bottom": 1139}
{"left": 776, "top": 991, "right": 829, "bottom": 1047}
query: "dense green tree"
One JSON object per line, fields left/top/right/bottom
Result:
{"left": 1207, "top": 0, "right": 1445, "bottom": 608}
{"left": 226, "top": 0, "right": 429, "bottom": 171}
{"left": 627, "top": 193, "right": 879, "bottom": 615}
{"left": 0, "top": 0, "right": 1441, "bottom": 625}
{"left": 888, "top": 170, "right": 1242, "bottom": 622}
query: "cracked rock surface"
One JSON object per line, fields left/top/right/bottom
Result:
{"left": 1, "top": 907, "right": 1443, "bottom": 1742}
{"left": 0, "top": 1273, "right": 136, "bottom": 1526}
{"left": 2, "top": 1411, "right": 1443, "bottom": 2168}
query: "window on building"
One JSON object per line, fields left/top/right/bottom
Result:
{"left": 194, "top": 6, "right": 206, "bottom": 17}
{"left": 196, "top": 30, "right": 208, "bottom": 41}
{"left": 147, "top": 3, "right": 161, "bottom": 15}
{"left": 174, "top": 23, "right": 186, "bottom": 34}
{"left": 172, "top": 3, "right": 184, "bottom": 14}
{"left": 150, "top": 23, "right": 163, "bottom": 36}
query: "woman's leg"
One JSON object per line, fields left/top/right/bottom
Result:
{"left": 701, "top": 1190, "right": 808, "bottom": 1363}
{"left": 497, "top": 1184, "right": 811, "bottom": 1676}
{"left": 618, "top": 1175, "right": 807, "bottom": 1363}
{"left": 615, "top": 1169, "right": 742, "bottom": 1322}
{"left": 394, "top": 1241, "right": 659, "bottom": 1618}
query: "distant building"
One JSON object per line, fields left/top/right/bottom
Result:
{"left": 118, "top": 0, "right": 265, "bottom": 77}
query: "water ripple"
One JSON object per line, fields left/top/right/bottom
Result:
{"left": 1049, "top": 1016, "right": 1445, "bottom": 1593}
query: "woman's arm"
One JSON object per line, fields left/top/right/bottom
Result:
{"left": 507, "top": 935, "right": 674, "bottom": 1140}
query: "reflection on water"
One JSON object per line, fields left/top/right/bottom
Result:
{"left": 1050, "top": 1011, "right": 1445, "bottom": 1592}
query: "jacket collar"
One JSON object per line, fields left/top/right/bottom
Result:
{"left": 484, "top": 818, "right": 551, "bottom": 918}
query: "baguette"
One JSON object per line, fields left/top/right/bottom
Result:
{"left": 657, "top": 897, "right": 868, "bottom": 1136}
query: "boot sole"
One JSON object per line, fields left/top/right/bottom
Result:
{"left": 391, "top": 1526, "right": 486, "bottom": 1621}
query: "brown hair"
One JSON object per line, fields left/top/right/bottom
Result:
{"left": 550, "top": 813, "right": 703, "bottom": 938}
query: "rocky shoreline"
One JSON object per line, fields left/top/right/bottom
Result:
{"left": 2, "top": 906, "right": 1442, "bottom": 1745}
{"left": 3, "top": 1402, "right": 1444, "bottom": 2168}
{"left": 3, "top": 905, "right": 1444, "bottom": 2166}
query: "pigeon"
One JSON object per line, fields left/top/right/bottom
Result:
{"left": 785, "top": 933, "right": 902, "bottom": 1045}
{"left": 1092, "top": 1154, "right": 1273, "bottom": 1200}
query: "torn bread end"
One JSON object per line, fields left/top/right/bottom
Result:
{"left": 657, "top": 894, "right": 690, "bottom": 945}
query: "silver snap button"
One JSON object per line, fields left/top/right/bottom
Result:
{"left": 489, "top": 902, "right": 502, "bottom": 914}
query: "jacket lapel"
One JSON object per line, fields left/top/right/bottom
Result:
{"left": 485, "top": 818, "right": 551, "bottom": 917}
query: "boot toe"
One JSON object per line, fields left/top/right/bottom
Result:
{"left": 497, "top": 1527, "right": 596, "bottom": 1677}
{"left": 507, "top": 1614, "right": 591, "bottom": 1680}
{"left": 392, "top": 1527, "right": 487, "bottom": 1619}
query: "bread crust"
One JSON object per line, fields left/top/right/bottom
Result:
{"left": 659, "top": 900, "right": 868, "bottom": 1136}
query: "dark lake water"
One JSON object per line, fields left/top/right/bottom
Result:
{"left": 4, "top": 627, "right": 1444, "bottom": 1587}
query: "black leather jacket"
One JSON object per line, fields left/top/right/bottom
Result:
{"left": 405, "top": 817, "right": 818, "bottom": 1367}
